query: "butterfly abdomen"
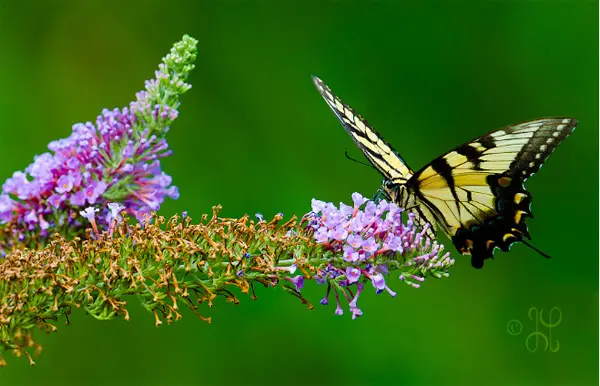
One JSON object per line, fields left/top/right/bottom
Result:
{"left": 452, "top": 174, "right": 533, "bottom": 268}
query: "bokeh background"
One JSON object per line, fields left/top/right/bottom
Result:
{"left": 0, "top": 1, "right": 597, "bottom": 385}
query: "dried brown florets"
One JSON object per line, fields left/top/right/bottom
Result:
{"left": 0, "top": 208, "right": 313, "bottom": 366}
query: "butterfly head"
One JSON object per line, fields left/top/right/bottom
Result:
{"left": 380, "top": 179, "right": 410, "bottom": 209}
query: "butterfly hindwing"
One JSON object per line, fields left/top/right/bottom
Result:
{"left": 312, "top": 76, "right": 414, "bottom": 184}
{"left": 409, "top": 118, "right": 577, "bottom": 268}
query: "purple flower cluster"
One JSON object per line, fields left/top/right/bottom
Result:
{"left": 0, "top": 104, "right": 179, "bottom": 253}
{"left": 306, "top": 193, "right": 454, "bottom": 319}
{"left": 0, "top": 35, "right": 199, "bottom": 255}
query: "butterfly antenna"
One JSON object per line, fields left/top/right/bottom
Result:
{"left": 372, "top": 188, "right": 385, "bottom": 202}
{"left": 521, "top": 240, "right": 551, "bottom": 259}
{"left": 344, "top": 151, "right": 376, "bottom": 170}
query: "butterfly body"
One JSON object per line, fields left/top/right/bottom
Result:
{"left": 312, "top": 76, "right": 576, "bottom": 268}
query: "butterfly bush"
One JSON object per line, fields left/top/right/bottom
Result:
{"left": 0, "top": 192, "right": 455, "bottom": 365}
{"left": 0, "top": 35, "right": 456, "bottom": 367}
{"left": 0, "top": 35, "right": 198, "bottom": 255}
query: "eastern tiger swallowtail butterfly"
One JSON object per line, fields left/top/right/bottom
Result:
{"left": 312, "top": 76, "right": 576, "bottom": 269}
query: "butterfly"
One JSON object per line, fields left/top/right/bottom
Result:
{"left": 312, "top": 76, "right": 576, "bottom": 268}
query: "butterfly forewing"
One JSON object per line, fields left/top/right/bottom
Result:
{"left": 312, "top": 76, "right": 414, "bottom": 184}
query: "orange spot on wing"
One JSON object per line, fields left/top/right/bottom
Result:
{"left": 498, "top": 177, "right": 512, "bottom": 188}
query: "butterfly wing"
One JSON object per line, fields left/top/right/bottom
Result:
{"left": 312, "top": 76, "right": 414, "bottom": 184}
{"left": 409, "top": 203, "right": 438, "bottom": 240}
{"left": 407, "top": 118, "right": 577, "bottom": 268}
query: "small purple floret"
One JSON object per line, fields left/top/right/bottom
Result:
{"left": 371, "top": 273, "right": 386, "bottom": 294}
{"left": 314, "top": 227, "right": 330, "bottom": 243}
{"left": 351, "top": 307, "right": 363, "bottom": 320}
{"left": 80, "top": 207, "right": 99, "bottom": 222}
{"left": 314, "top": 274, "right": 326, "bottom": 285}
{"left": 347, "top": 234, "right": 363, "bottom": 249}
{"left": 107, "top": 202, "right": 126, "bottom": 223}
{"left": 351, "top": 192, "right": 366, "bottom": 208}
{"left": 348, "top": 283, "right": 364, "bottom": 309}
{"left": 345, "top": 267, "right": 361, "bottom": 284}
{"left": 289, "top": 275, "right": 304, "bottom": 292}
{"left": 55, "top": 175, "right": 74, "bottom": 194}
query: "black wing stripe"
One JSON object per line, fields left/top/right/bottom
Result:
{"left": 455, "top": 144, "right": 482, "bottom": 169}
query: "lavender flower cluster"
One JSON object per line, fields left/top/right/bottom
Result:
{"left": 305, "top": 193, "right": 454, "bottom": 319}
{"left": 0, "top": 35, "right": 199, "bottom": 255}
{"left": 0, "top": 100, "right": 184, "bottom": 255}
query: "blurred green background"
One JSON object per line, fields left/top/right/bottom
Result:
{"left": 0, "top": 0, "right": 597, "bottom": 385}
